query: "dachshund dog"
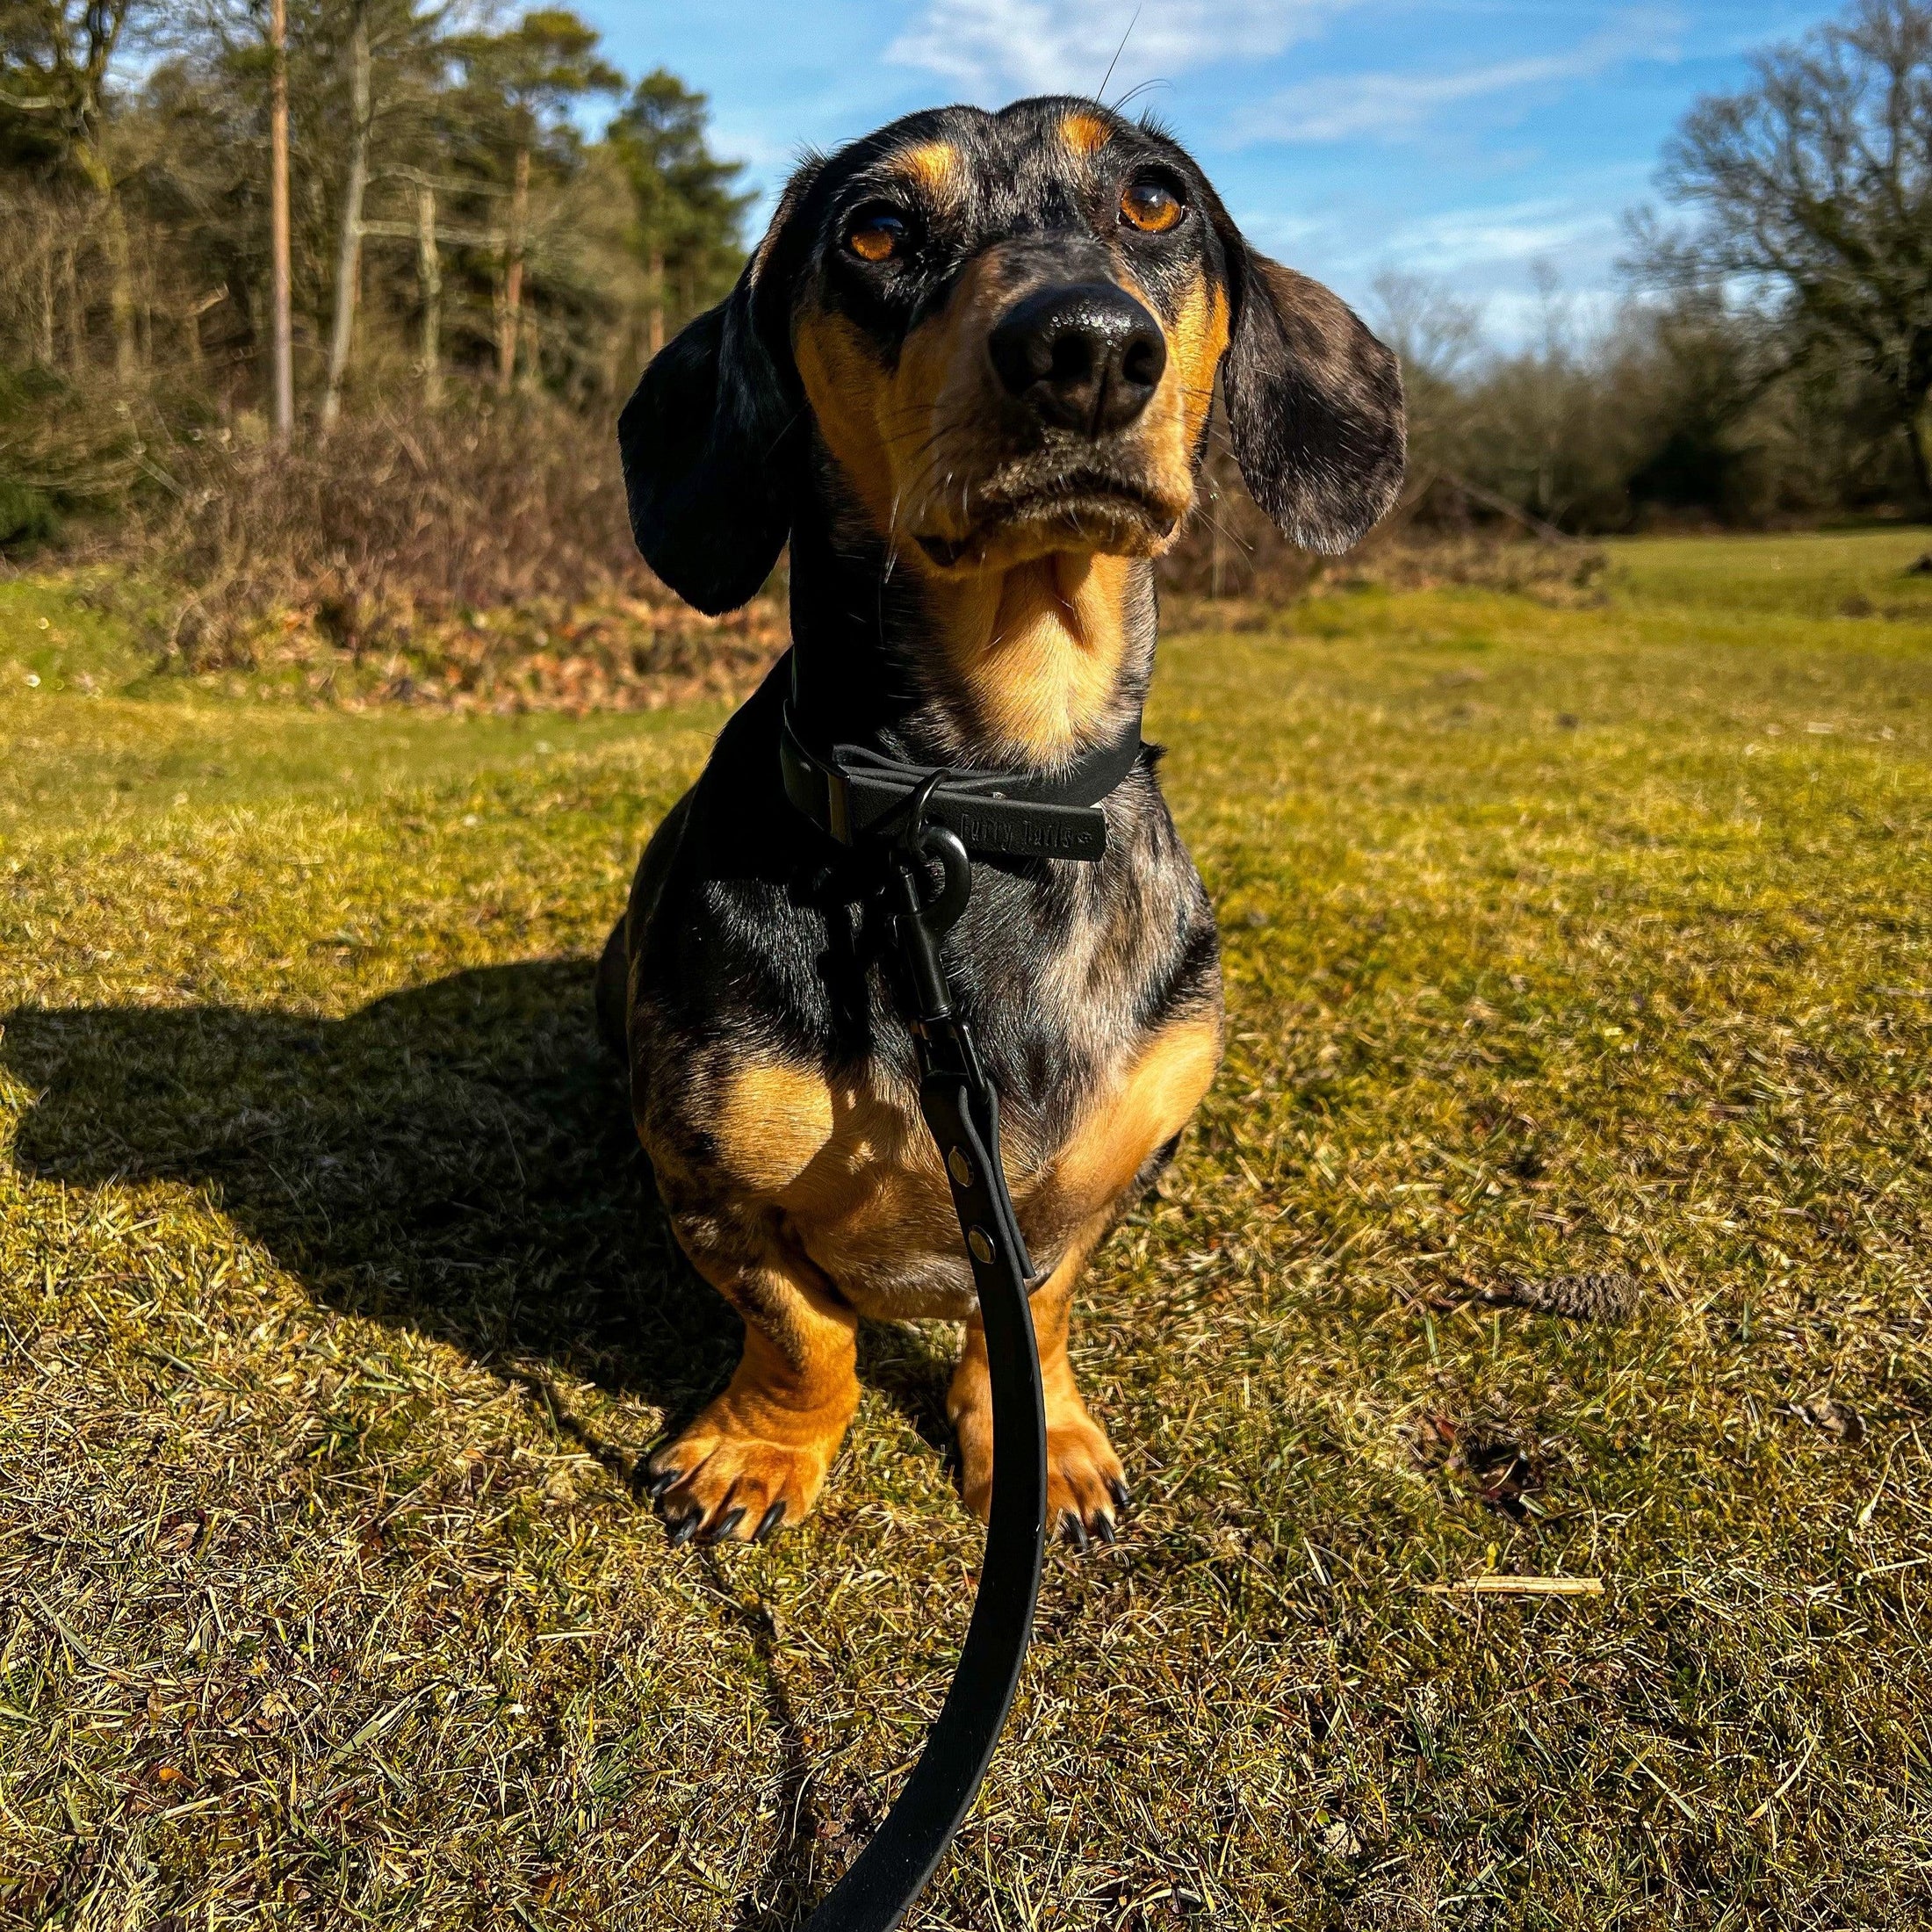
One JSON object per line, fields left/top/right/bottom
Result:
{"left": 599, "top": 96, "right": 1402, "bottom": 1548}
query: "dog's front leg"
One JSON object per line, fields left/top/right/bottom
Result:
{"left": 948, "top": 1211, "right": 1128, "bottom": 1549}
{"left": 948, "top": 1010, "right": 1221, "bottom": 1546}
{"left": 648, "top": 1215, "right": 860, "bottom": 1543}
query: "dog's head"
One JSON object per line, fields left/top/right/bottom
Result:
{"left": 620, "top": 97, "right": 1404, "bottom": 615}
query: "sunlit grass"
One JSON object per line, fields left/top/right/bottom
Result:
{"left": 2, "top": 529, "right": 1928, "bottom": 1927}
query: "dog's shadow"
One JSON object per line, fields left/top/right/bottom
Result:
{"left": 0, "top": 960, "right": 955, "bottom": 1464}
{"left": 3, "top": 958, "right": 959, "bottom": 1923}
{"left": 0, "top": 958, "right": 966, "bottom": 1924}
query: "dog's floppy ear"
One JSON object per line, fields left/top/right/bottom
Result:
{"left": 1215, "top": 234, "right": 1406, "bottom": 554}
{"left": 617, "top": 166, "right": 818, "bottom": 615}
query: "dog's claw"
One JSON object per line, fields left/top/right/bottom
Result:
{"left": 755, "top": 1501, "right": 787, "bottom": 1541}
{"left": 646, "top": 1467, "right": 682, "bottom": 1500}
{"left": 1093, "top": 1511, "right": 1118, "bottom": 1546}
{"left": 1107, "top": 1476, "right": 1132, "bottom": 1513}
{"left": 703, "top": 1506, "right": 747, "bottom": 1544}
{"left": 1063, "top": 1510, "right": 1091, "bottom": 1554}
{"left": 667, "top": 1511, "right": 700, "bottom": 1547}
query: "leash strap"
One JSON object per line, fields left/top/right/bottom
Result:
{"left": 779, "top": 702, "right": 1143, "bottom": 862}
{"left": 791, "top": 758, "right": 1113, "bottom": 1928}
{"left": 803, "top": 818, "right": 1047, "bottom": 1931}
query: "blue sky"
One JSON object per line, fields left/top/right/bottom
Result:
{"left": 575, "top": 0, "right": 1840, "bottom": 343}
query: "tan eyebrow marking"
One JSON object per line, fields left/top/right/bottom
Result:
{"left": 1062, "top": 112, "right": 1114, "bottom": 157}
{"left": 894, "top": 140, "right": 960, "bottom": 196}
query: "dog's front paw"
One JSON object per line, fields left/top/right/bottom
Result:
{"left": 1047, "top": 1409, "right": 1129, "bottom": 1550}
{"left": 646, "top": 1403, "right": 840, "bottom": 1546}
{"left": 953, "top": 1373, "right": 1128, "bottom": 1552}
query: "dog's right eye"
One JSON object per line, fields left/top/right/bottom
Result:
{"left": 846, "top": 210, "right": 910, "bottom": 263}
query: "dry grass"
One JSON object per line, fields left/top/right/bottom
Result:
{"left": 2, "top": 528, "right": 1930, "bottom": 1928}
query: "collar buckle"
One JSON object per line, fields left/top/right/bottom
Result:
{"left": 778, "top": 698, "right": 1141, "bottom": 866}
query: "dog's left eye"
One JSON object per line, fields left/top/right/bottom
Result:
{"left": 1120, "top": 178, "right": 1185, "bottom": 234}
{"left": 846, "top": 210, "right": 910, "bottom": 263}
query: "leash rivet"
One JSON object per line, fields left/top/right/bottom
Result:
{"left": 968, "top": 1228, "right": 995, "bottom": 1265}
{"left": 948, "top": 1147, "right": 974, "bottom": 1186}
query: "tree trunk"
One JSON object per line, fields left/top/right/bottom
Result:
{"left": 499, "top": 144, "right": 530, "bottom": 393}
{"left": 646, "top": 243, "right": 666, "bottom": 359}
{"left": 104, "top": 201, "right": 137, "bottom": 380}
{"left": 321, "top": 0, "right": 372, "bottom": 432}
{"left": 76, "top": 144, "right": 138, "bottom": 382}
{"left": 1907, "top": 392, "right": 1932, "bottom": 517}
{"left": 61, "top": 242, "right": 83, "bottom": 372}
{"left": 37, "top": 217, "right": 55, "bottom": 367}
{"left": 417, "top": 184, "right": 443, "bottom": 408}
{"left": 269, "top": 0, "right": 294, "bottom": 443}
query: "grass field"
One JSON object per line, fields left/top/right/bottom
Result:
{"left": 3, "top": 528, "right": 1930, "bottom": 1929}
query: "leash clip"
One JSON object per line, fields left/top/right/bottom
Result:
{"left": 889, "top": 769, "right": 973, "bottom": 1024}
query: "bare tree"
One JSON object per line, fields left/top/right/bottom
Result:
{"left": 0, "top": 0, "right": 143, "bottom": 378}
{"left": 319, "top": 0, "right": 370, "bottom": 430}
{"left": 1369, "top": 270, "right": 1482, "bottom": 470}
{"left": 1647, "top": 0, "right": 1932, "bottom": 501}
{"left": 268, "top": 0, "right": 292, "bottom": 439}
{"left": 1370, "top": 269, "right": 1482, "bottom": 391}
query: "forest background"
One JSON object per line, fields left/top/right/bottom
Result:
{"left": 5, "top": 0, "right": 1932, "bottom": 689}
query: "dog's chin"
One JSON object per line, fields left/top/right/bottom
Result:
{"left": 913, "top": 479, "right": 1184, "bottom": 574}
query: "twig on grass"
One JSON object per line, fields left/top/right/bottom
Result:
{"left": 1420, "top": 1576, "right": 1604, "bottom": 1597}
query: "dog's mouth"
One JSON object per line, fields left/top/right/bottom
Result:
{"left": 913, "top": 465, "right": 1182, "bottom": 569}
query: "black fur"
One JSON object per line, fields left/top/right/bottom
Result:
{"left": 1217, "top": 249, "right": 1407, "bottom": 553}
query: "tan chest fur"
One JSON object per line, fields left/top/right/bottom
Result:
{"left": 688, "top": 1011, "right": 1221, "bottom": 1322}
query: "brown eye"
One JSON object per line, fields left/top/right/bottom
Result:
{"left": 847, "top": 210, "right": 909, "bottom": 263}
{"left": 1120, "top": 178, "right": 1184, "bottom": 234}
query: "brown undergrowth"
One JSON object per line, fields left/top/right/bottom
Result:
{"left": 200, "top": 595, "right": 787, "bottom": 716}
{"left": 15, "top": 396, "right": 1614, "bottom": 714}
{"left": 1162, "top": 529, "right": 1610, "bottom": 634}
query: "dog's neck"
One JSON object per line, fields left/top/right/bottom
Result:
{"left": 785, "top": 498, "right": 1157, "bottom": 773}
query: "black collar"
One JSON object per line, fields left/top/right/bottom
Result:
{"left": 779, "top": 697, "right": 1144, "bottom": 864}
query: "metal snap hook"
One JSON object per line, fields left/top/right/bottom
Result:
{"left": 907, "top": 822, "right": 971, "bottom": 937}
{"left": 892, "top": 768, "right": 973, "bottom": 941}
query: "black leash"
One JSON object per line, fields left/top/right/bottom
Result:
{"left": 780, "top": 702, "right": 1138, "bottom": 1931}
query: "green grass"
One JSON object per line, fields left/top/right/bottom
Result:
{"left": 0, "top": 571, "right": 153, "bottom": 695}
{"left": 2, "top": 529, "right": 1929, "bottom": 1928}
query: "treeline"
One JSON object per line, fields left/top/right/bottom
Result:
{"left": 0, "top": 1, "right": 745, "bottom": 555}
{"left": 1393, "top": 0, "right": 1932, "bottom": 538}
{"left": 6, "top": 0, "right": 1931, "bottom": 622}
{"left": 1386, "top": 278, "right": 1922, "bottom": 538}
{"left": 1164, "top": 0, "right": 1932, "bottom": 603}
{"left": 1177, "top": 273, "right": 1901, "bottom": 609}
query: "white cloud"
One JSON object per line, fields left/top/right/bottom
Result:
{"left": 1385, "top": 198, "right": 1608, "bottom": 270}
{"left": 1235, "top": 9, "right": 1679, "bottom": 146}
{"left": 886, "top": 0, "right": 1358, "bottom": 102}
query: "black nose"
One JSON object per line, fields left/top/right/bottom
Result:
{"left": 988, "top": 283, "right": 1167, "bottom": 436}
